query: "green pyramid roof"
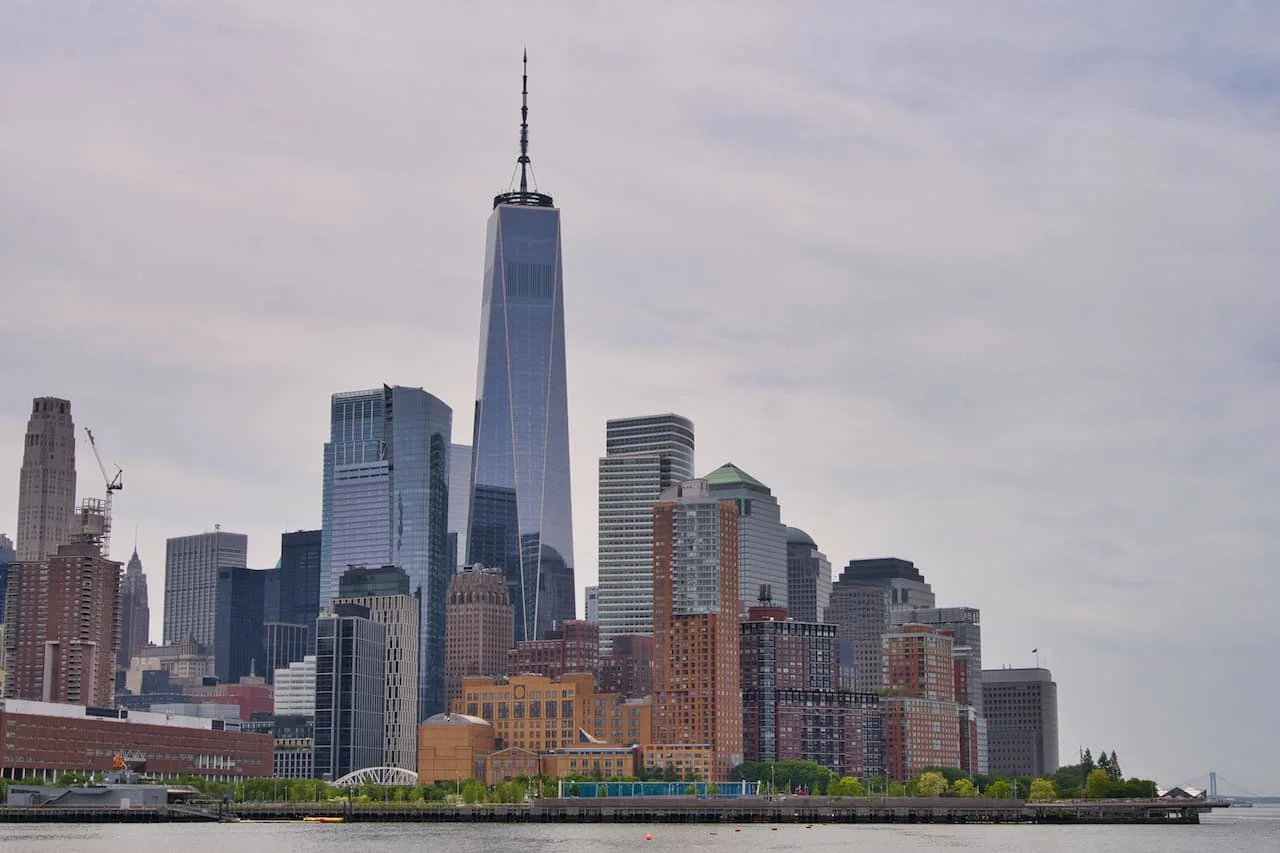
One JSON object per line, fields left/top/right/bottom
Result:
{"left": 703, "top": 462, "right": 769, "bottom": 492}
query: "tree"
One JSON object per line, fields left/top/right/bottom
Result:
{"left": 1029, "top": 779, "right": 1057, "bottom": 802}
{"left": 461, "top": 779, "right": 487, "bottom": 804}
{"left": 916, "top": 772, "right": 947, "bottom": 798}
{"left": 492, "top": 781, "right": 523, "bottom": 803}
{"left": 1097, "top": 750, "right": 1111, "bottom": 776}
{"left": 1081, "top": 748, "right": 1095, "bottom": 776}
{"left": 829, "top": 777, "right": 864, "bottom": 797}
{"left": 1107, "top": 751, "right": 1122, "bottom": 782}
{"left": 887, "top": 781, "right": 907, "bottom": 797}
{"left": 1084, "top": 769, "right": 1111, "bottom": 799}
{"left": 983, "top": 780, "right": 1012, "bottom": 799}
{"left": 950, "top": 779, "right": 976, "bottom": 798}
{"left": 707, "top": 783, "right": 720, "bottom": 797}
{"left": 685, "top": 784, "right": 698, "bottom": 796}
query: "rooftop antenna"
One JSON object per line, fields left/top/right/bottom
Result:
{"left": 519, "top": 47, "right": 530, "bottom": 194}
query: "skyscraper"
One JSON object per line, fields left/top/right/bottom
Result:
{"left": 314, "top": 603, "right": 386, "bottom": 779}
{"left": 163, "top": 529, "right": 248, "bottom": 646}
{"left": 16, "top": 397, "right": 77, "bottom": 562}
{"left": 583, "top": 585, "right": 598, "bottom": 622}
{"left": 881, "top": 624, "right": 962, "bottom": 780}
{"left": 320, "top": 385, "right": 453, "bottom": 719}
{"left": 826, "top": 557, "right": 935, "bottom": 692}
{"left": 652, "top": 479, "right": 742, "bottom": 782}
{"left": 279, "top": 529, "right": 322, "bottom": 647}
{"left": 0, "top": 533, "right": 14, "bottom": 624}
{"left": 982, "top": 667, "right": 1059, "bottom": 777}
{"left": 447, "top": 443, "right": 472, "bottom": 572}
{"left": 444, "top": 566, "right": 513, "bottom": 704}
{"left": 3, "top": 542, "right": 121, "bottom": 707}
{"left": 704, "top": 463, "right": 787, "bottom": 612}
{"left": 784, "top": 527, "right": 831, "bottom": 623}
{"left": 467, "top": 54, "right": 575, "bottom": 642}
{"left": 117, "top": 547, "right": 150, "bottom": 670}
{"left": 336, "top": 566, "right": 420, "bottom": 771}
{"left": 596, "top": 414, "right": 694, "bottom": 652}
{"left": 213, "top": 566, "right": 274, "bottom": 683}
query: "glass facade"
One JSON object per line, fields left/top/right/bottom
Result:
{"left": 321, "top": 385, "right": 453, "bottom": 719}
{"left": 468, "top": 202, "right": 575, "bottom": 642}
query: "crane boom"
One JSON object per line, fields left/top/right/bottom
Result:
{"left": 86, "top": 427, "right": 122, "bottom": 492}
{"left": 83, "top": 427, "right": 123, "bottom": 558}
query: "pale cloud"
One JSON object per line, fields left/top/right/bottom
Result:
{"left": 1, "top": 0, "right": 1277, "bottom": 793}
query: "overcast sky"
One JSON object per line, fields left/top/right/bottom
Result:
{"left": 3, "top": 1, "right": 1277, "bottom": 793}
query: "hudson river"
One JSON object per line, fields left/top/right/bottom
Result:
{"left": 2, "top": 809, "right": 1277, "bottom": 852}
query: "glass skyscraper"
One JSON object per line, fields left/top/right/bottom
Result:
{"left": 321, "top": 384, "right": 452, "bottom": 718}
{"left": 467, "top": 55, "right": 575, "bottom": 642}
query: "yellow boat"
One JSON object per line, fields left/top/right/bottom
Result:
{"left": 302, "top": 816, "right": 345, "bottom": 823}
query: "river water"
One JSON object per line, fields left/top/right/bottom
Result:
{"left": 1, "top": 807, "right": 1276, "bottom": 852}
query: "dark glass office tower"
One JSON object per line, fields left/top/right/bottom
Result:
{"left": 467, "top": 54, "right": 574, "bottom": 641}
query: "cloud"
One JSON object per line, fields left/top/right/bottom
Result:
{"left": 2, "top": 0, "right": 1278, "bottom": 791}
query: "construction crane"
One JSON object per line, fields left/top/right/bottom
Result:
{"left": 85, "top": 427, "right": 123, "bottom": 557}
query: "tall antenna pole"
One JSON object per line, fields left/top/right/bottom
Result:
{"left": 519, "top": 48, "right": 530, "bottom": 194}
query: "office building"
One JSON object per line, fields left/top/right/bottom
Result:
{"left": 163, "top": 530, "right": 248, "bottom": 646}
{"left": 467, "top": 56, "right": 576, "bottom": 642}
{"left": 881, "top": 624, "right": 962, "bottom": 780}
{"left": 314, "top": 603, "right": 387, "bottom": 779}
{"left": 278, "top": 529, "right": 322, "bottom": 648}
{"left": 213, "top": 566, "right": 276, "bottom": 684}
{"left": 320, "top": 385, "right": 453, "bottom": 719}
{"left": 739, "top": 590, "right": 882, "bottom": 779}
{"left": 0, "top": 533, "right": 14, "bottom": 624}
{"left": 3, "top": 542, "right": 121, "bottom": 707}
{"left": 652, "top": 480, "right": 742, "bottom": 781}
{"left": 273, "top": 714, "right": 315, "bottom": 779}
{"left": 263, "top": 622, "right": 309, "bottom": 679}
{"left": 596, "top": 414, "right": 695, "bottom": 653}
{"left": 274, "top": 655, "right": 318, "bottom": 716}
{"left": 704, "top": 463, "right": 787, "bottom": 613}
{"left": 116, "top": 548, "right": 150, "bottom": 671}
{"left": 509, "top": 619, "right": 599, "bottom": 680}
{"left": 584, "top": 585, "right": 598, "bottom": 622}
{"left": 335, "top": 566, "right": 420, "bottom": 771}
{"left": 826, "top": 558, "right": 935, "bottom": 693}
{"left": 15, "top": 397, "right": 77, "bottom": 562}
{"left": 444, "top": 566, "right": 514, "bottom": 703}
{"left": 982, "top": 667, "right": 1059, "bottom": 777}
{"left": 784, "top": 527, "right": 831, "bottom": 623}
{"left": 448, "top": 443, "right": 472, "bottom": 571}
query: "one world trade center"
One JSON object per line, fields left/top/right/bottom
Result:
{"left": 467, "top": 53, "right": 575, "bottom": 641}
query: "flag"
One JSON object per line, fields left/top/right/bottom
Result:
{"left": 1032, "top": 648, "right": 1038, "bottom": 654}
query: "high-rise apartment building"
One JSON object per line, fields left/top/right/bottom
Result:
{"left": 3, "top": 542, "right": 121, "bottom": 707}
{"left": 597, "top": 633, "right": 654, "bottom": 699}
{"left": 509, "top": 619, "right": 599, "bottom": 680}
{"left": 15, "top": 397, "right": 77, "bottom": 562}
{"left": 117, "top": 548, "right": 151, "bottom": 670}
{"left": 314, "top": 603, "right": 386, "bottom": 779}
{"left": 0, "top": 533, "right": 14, "bottom": 624}
{"left": 279, "top": 529, "right": 322, "bottom": 647}
{"left": 596, "top": 414, "right": 694, "bottom": 653}
{"left": 982, "top": 667, "right": 1059, "bottom": 777}
{"left": 448, "top": 443, "right": 472, "bottom": 571}
{"left": 335, "top": 566, "right": 421, "bottom": 771}
{"left": 785, "top": 527, "right": 831, "bottom": 623}
{"left": 320, "top": 385, "right": 452, "bottom": 719}
{"left": 652, "top": 480, "right": 742, "bottom": 781}
{"left": 739, "top": 589, "right": 883, "bottom": 779}
{"left": 467, "top": 57, "right": 575, "bottom": 643}
{"left": 704, "top": 464, "right": 787, "bottom": 613}
{"left": 445, "top": 566, "right": 514, "bottom": 704}
{"left": 163, "top": 530, "right": 248, "bottom": 646}
{"left": 881, "top": 624, "right": 962, "bottom": 780}
{"left": 826, "top": 558, "right": 935, "bottom": 692}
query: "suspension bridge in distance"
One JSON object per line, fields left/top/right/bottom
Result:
{"left": 1176, "top": 771, "right": 1278, "bottom": 805}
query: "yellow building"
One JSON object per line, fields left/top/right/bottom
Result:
{"left": 639, "top": 743, "right": 714, "bottom": 782}
{"left": 454, "top": 672, "right": 651, "bottom": 752}
{"left": 539, "top": 745, "right": 637, "bottom": 780}
{"left": 416, "top": 712, "right": 494, "bottom": 785}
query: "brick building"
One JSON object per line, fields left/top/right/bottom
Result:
{"left": 597, "top": 633, "right": 654, "bottom": 698}
{"left": 444, "top": 567, "right": 513, "bottom": 704}
{"left": 508, "top": 619, "right": 599, "bottom": 680}
{"left": 881, "top": 624, "right": 962, "bottom": 780}
{"left": 0, "top": 698, "right": 272, "bottom": 781}
{"left": 3, "top": 542, "right": 121, "bottom": 708}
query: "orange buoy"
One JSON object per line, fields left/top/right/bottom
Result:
{"left": 644, "top": 834, "right": 653, "bottom": 841}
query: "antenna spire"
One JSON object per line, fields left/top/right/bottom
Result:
{"left": 519, "top": 48, "right": 530, "bottom": 194}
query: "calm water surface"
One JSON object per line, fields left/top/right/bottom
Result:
{"left": 1, "top": 807, "right": 1276, "bottom": 852}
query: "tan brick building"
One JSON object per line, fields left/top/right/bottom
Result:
{"left": 445, "top": 567, "right": 514, "bottom": 704}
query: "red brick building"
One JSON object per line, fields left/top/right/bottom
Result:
{"left": 508, "top": 619, "right": 599, "bottom": 680}
{"left": 597, "top": 633, "right": 654, "bottom": 698}
{"left": 881, "top": 624, "right": 961, "bottom": 780}
{"left": 184, "top": 678, "right": 274, "bottom": 720}
{"left": 2, "top": 543, "right": 120, "bottom": 709}
{"left": 652, "top": 480, "right": 742, "bottom": 782}
{"left": 0, "top": 698, "right": 273, "bottom": 781}
{"left": 445, "top": 567, "right": 514, "bottom": 704}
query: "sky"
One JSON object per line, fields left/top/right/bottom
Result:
{"left": 2, "top": 1, "right": 1278, "bottom": 794}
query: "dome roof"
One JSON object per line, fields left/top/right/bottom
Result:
{"left": 421, "top": 712, "right": 491, "bottom": 728}
{"left": 785, "top": 526, "right": 817, "bottom": 548}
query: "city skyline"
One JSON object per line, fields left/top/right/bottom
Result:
{"left": 1, "top": 5, "right": 1277, "bottom": 791}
